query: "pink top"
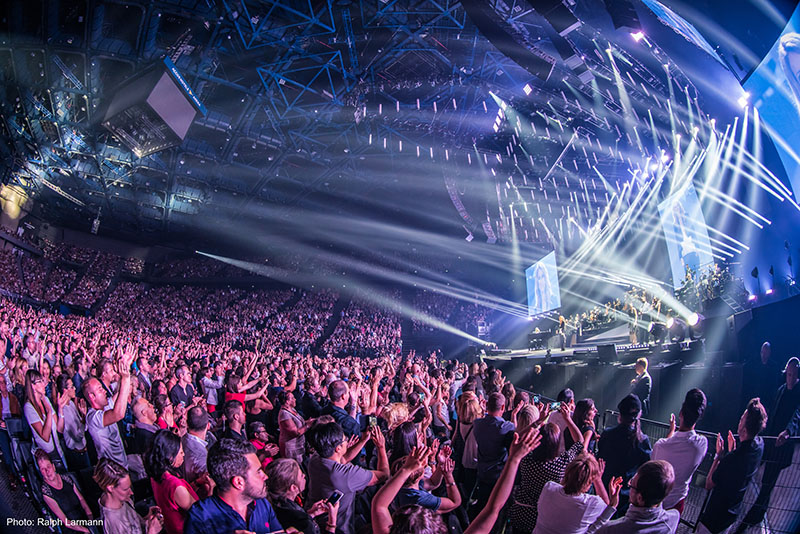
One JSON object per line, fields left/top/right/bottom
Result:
{"left": 151, "top": 472, "right": 199, "bottom": 534}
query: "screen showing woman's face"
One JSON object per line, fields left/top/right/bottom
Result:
{"left": 788, "top": 49, "right": 800, "bottom": 86}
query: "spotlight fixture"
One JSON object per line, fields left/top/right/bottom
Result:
{"left": 648, "top": 322, "right": 667, "bottom": 343}
{"left": 631, "top": 31, "right": 644, "bottom": 42}
{"left": 687, "top": 313, "right": 704, "bottom": 327}
{"left": 523, "top": 83, "right": 533, "bottom": 95}
{"left": 766, "top": 288, "right": 774, "bottom": 295}
{"left": 748, "top": 294, "right": 757, "bottom": 302}
{"left": 688, "top": 313, "right": 705, "bottom": 340}
{"left": 667, "top": 317, "right": 686, "bottom": 342}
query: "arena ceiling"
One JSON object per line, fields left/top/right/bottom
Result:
{"left": 0, "top": 0, "right": 795, "bottom": 253}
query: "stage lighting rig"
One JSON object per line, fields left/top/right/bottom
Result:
{"left": 687, "top": 313, "right": 705, "bottom": 339}
{"left": 666, "top": 317, "right": 687, "bottom": 342}
{"left": 648, "top": 321, "right": 667, "bottom": 344}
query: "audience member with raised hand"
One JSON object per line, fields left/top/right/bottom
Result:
{"left": 509, "top": 401, "right": 587, "bottom": 533}
{"left": 533, "top": 455, "right": 622, "bottom": 534}
{"left": 698, "top": 398, "right": 767, "bottom": 534}
{"left": 595, "top": 460, "right": 678, "bottom": 534}
{"left": 24, "top": 368, "right": 67, "bottom": 471}
{"left": 83, "top": 343, "right": 136, "bottom": 469}
{"left": 652, "top": 388, "right": 708, "bottom": 514}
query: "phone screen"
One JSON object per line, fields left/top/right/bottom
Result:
{"left": 328, "top": 490, "right": 343, "bottom": 505}
{"left": 551, "top": 402, "right": 561, "bottom": 410}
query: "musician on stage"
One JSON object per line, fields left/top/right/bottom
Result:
{"left": 630, "top": 357, "right": 652, "bottom": 417}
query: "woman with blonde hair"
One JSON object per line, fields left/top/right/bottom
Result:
{"left": 95, "top": 457, "right": 163, "bottom": 534}
{"left": 381, "top": 402, "right": 410, "bottom": 434}
{"left": 36, "top": 449, "right": 93, "bottom": 534}
{"left": 533, "top": 454, "right": 622, "bottom": 534}
{"left": 453, "top": 392, "right": 482, "bottom": 500}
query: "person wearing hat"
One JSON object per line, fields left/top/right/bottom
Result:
{"left": 597, "top": 394, "right": 652, "bottom": 516}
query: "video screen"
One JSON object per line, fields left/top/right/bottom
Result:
{"left": 657, "top": 183, "right": 715, "bottom": 289}
{"left": 526, "top": 251, "right": 561, "bottom": 317}
{"left": 744, "top": 4, "right": 800, "bottom": 197}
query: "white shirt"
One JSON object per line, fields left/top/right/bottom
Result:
{"left": 533, "top": 481, "right": 615, "bottom": 534}
{"left": 62, "top": 401, "right": 87, "bottom": 451}
{"left": 87, "top": 397, "right": 128, "bottom": 468}
{"left": 23, "top": 398, "right": 64, "bottom": 462}
{"left": 548, "top": 410, "right": 570, "bottom": 454}
{"left": 652, "top": 429, "right": 708, "bottom": 509}
{"left": 201, "top": 375, "right": 225, "bottom": 405}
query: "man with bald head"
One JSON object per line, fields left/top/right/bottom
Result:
{"left": 83, "top": 344, "right": 136, "bottom": 468}
{"left": 131, "top": 397, "right": 158, "bottom": 454}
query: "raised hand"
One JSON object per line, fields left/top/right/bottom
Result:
{"left": 403, "top": 445, "right": 429, "bottom": 472}
{"left": 608, "top": 476, "right": 623, "bottom": 507}
{"left": 715, "top": 433, "right": 724, "bottom": 457}
{"left": 370, "top": 425, "right": 386, "bottom": 449}
{"left": 437, "top": 444, "right": 453, "bottom": 465}
{"left": 440, "top": 457, "right": 455, "bottom": 475}
{"left": 669, "top": 413, "right": 676, "bottom": 435}
{"left": 509, "top": 427, "right": 541, "bottom": 461}
{"left": 727, "top": 430, "right": 736, "bottom": 452}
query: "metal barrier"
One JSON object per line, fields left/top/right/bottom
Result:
{"left": 602, "top": 410, "right": 800, "bottom": 533}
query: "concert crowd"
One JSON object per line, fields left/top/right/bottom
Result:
{"left": 0, "top": 266, "right": 797, "bottom": 534}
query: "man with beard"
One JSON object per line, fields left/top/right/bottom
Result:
{"left": 184, "top": 438, "right": 284, "bottom": 534}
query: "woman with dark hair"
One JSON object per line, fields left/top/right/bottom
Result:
{"left": 532, "top": 454, "right": 622, "bottom": 534}
{"left": 390, "top": 421, "right": 422, "bottom": 465}
{"left": 36, "top": 449, "right": 94, "bottom": 534}
{"left": 597, "top": 394, "right": 651, "bottom": 516}
{"left": 149, "top": 379, "right": 168, "bottom": 402}
{"left": 224, "top": 373, "right": 270, "bottom": 406}
{"left": 55, "top": 373, "right": 90, "bottom": 471}
{"left": 277, "top": 390, "right": 311, "bottom": 463}
{"left": 509, "top": 403, "right": 586, "bottom": 534}
{"left": 23, "top": 369, "right": 67, "bottom": 471}
{"left": 152, "top": 394, "right": 176, "bottom": 430}
{"left": 145, "top": 430, "right": 198, "bottom": 534}
{"left": 565, "top": 399, "right": 598, "bottom": 454}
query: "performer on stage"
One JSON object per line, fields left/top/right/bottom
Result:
{"left": 630, "top": 358, "right": 652, "bottom": 417}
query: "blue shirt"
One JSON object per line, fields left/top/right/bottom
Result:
{"left": 474, "top": 415, "right": 516, "bottom": 483}
{"left": 322, "top": 404, "right": 361, "bottom": 437}
{"left": 184, "top": 494, "right": 283, "bottom": 534}
{"left": 396, "top": 487, "right": 441, "bottom": 511}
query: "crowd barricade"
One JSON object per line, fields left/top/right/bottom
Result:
{"left": 602, "top": 410, "right": 800, "bottom": 533}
